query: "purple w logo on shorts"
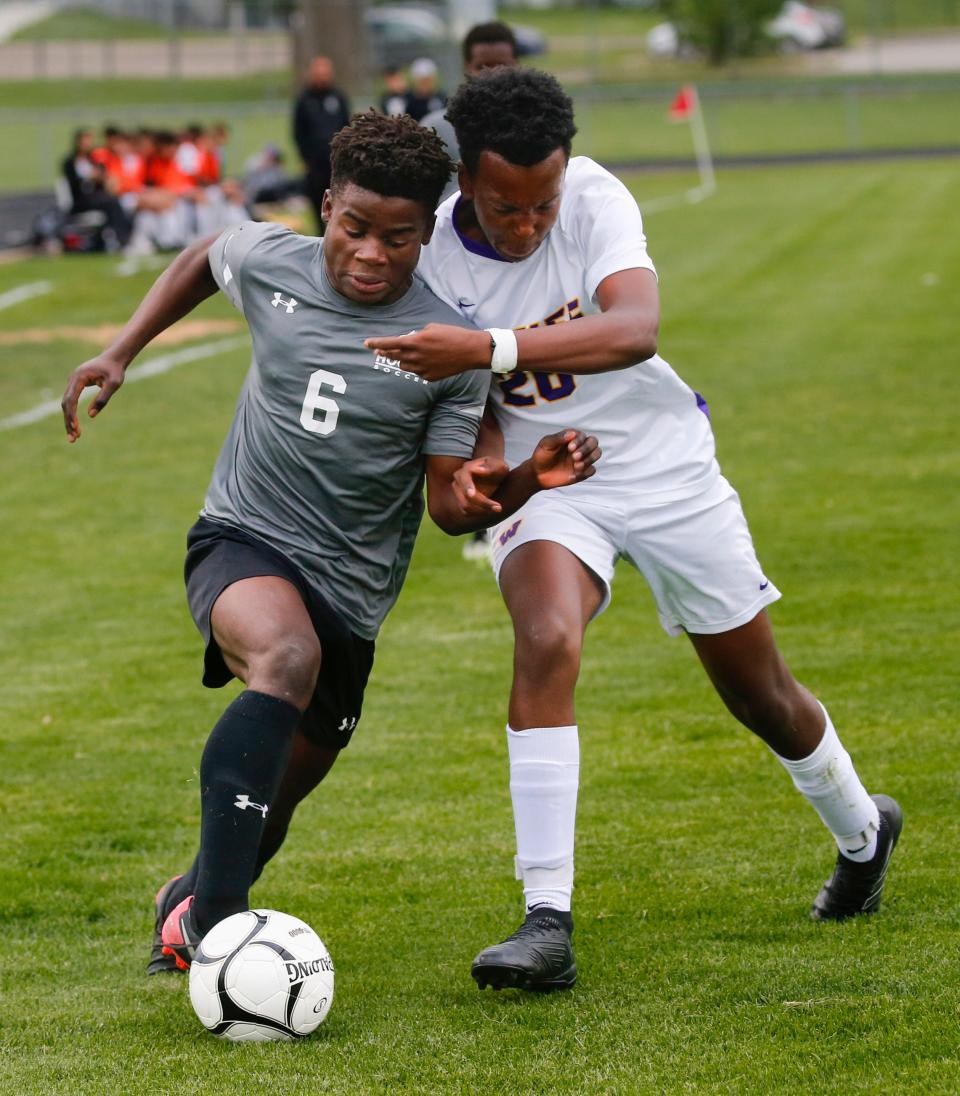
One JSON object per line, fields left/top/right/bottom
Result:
{"left": 498, "top": 519, "right": 522, "bottom": 547}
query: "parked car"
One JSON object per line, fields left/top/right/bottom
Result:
{"left": 767, "top": 1, "right": 845, "bottom": 50}
{"left": 646, "top": 1, "right": 845, "bottom": 59}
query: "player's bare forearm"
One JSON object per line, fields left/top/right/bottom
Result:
{"left": 427, "top": 430, "right": 600, "bottom": 535}
{"left": 105, "top": 235, "right": 220, "bottom": 366}
{"left": 472, "top": 405, "right": 505, "bottom": 462}
{"left": 514, "top": 308, "right": 657, "bottom": 375}
{"left": 61, "top": 235, "right": 219, "bottom": 441}
{"left": 428, "top": 461, "right": 542, "bottom": 535}
{"left": 364, "top": 269, "right": 659, "bottom": 381}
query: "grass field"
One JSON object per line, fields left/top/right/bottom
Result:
{"left": 13, "top": 0, "right": 960, "bottom": 42}
{"left": 10, "top": 4, "right": 213, "bottom": 41}
{"left": 2, "top": 76, "right": 959, "bottom": 196}
{"left": 1, "top": 159, "right": 958, "bottom": 1092}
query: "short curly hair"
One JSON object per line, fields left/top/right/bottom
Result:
{"left": 462, "top": 20, "right": 517, "bottom": 63}
{"left": 330, "top": 110, "right": 453, "bottom": 212}
{"left": 446, "top": 68, "right": 576, "bottom": 175}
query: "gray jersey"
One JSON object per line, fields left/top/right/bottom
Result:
{"left": 205, "top": 220, "right": 489, "bottom": 639}
{"left": 420, "top": 109, "right": 460, "bottom": 204}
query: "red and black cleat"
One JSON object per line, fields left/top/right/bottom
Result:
{"left": 160, "top": 894, "right": 202, "bottom": 972}
{"left": 147, "top": 875, "right": 184, "bottom": 976}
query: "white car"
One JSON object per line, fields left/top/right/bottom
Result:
{"left": 646, "top": 1, "right": 845, "bottom": 59}
{"left": 768, "top": 2, "right": 846, "bottom": 50}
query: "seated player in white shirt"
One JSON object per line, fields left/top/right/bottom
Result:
{"left": 366, "top": 68, "right": 902, "bottom": 992}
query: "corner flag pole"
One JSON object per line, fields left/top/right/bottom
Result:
{"left": 666, "top": 85, "right": 716, "bottom": 201}
{"left": 685, "top": 86, "right": 716, "bottom": 200}
{"left": 642, "top": 85, "right": 717, "bottom": 214}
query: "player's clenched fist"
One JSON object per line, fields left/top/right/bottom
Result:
{"left": 62, "top": 353, "right": 126, "bottom": 443}
{"left": 452, "top": 430, "right": 600, "bottom": 517}
{"left": 452, "top": 456, "right": 511, "bottom": 517}
{"left": 532, "top": 429, "right": 601, "bottom": 490}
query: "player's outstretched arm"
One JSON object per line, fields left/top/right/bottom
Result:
{"left": 363, "top": 268, "right": 659, "bottom": 382}
{"left": 61, "top": 234, "right": 219, "bottom": 442}
{"left": 426, "top": 429, "right": 600, "bottom": 535}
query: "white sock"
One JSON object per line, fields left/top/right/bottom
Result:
{"left": 774, "top": 703, "right": 880, "bottom": 862}
{"left": 507, "top": 724, "right": 579, "bottom": 913}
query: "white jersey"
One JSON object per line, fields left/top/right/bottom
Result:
{"left": 417, "top": 156, "right": 718, "bottom": 502}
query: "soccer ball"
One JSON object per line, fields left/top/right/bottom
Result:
{"left": 188, "top": 909, "right": 334, "bottom": 1042}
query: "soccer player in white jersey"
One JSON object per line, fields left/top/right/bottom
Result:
{"left": 366, "top": 68, "right": 902, "bottom": 992}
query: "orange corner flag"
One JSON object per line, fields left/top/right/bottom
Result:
{"left": 668, "top": 86, "right": 697, "bottom": 122}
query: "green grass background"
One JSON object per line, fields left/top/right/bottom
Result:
{"left": 2, "top": 0, "right": 960, "bottom": 195}
{"left": 2, "top": 78, "right": 959, "bottom": 195}
{"left": 1, "top": 158, "right": 958, "bottom": 1092}
{"left": 12, "top": 1, "right": 960, "bottom": 42}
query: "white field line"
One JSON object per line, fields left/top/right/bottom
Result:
{"left": 114, "top": 255, "right": 167, "bottom": 278}
{"left": 642, "top": 181, "right": 718, "bottom": 215}
{"left": 0, "top": 280, "right": 52, "bottom": 312}
{"left": 0, "top": 335, "right": 249, "bottom": 433}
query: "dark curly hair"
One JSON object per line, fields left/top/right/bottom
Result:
{"left": 330, "top": 110, "right": 453, "bottom": 212}
{"left": 462, "top": 20, "right": 517, "bottom": 63}
{"left": 446, "top": 68, "right": 576, "bottom": 175}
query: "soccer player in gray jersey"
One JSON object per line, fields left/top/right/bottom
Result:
{"left": 61, "top": 111, "right": 600, "bottom": 976}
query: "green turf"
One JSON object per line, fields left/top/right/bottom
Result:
{"left": 838, "top": 0, "right": 960, "bottom": 32}
{"left": 1, "top": 160, "right": 958, "bottom": 1092}
{"left": 3, "top": 78, "right": 959, "bottom": 195}
{"left": 510, "top": 0, "right": 960, "bottom": 37}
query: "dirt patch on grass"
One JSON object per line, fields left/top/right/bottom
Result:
{"left": 0, "top": 318, "right": 243, "bottom": 347}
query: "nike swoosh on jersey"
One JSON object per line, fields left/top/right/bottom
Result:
{"left": 456, "top": 405, "right": 485, "bottom": 418}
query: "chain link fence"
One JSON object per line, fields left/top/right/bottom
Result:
{"left": 2, "top": 1, "right": 959, "bottom": 198}
{"left": 3, "top": 76, "right": 958, "bottom": 197}
{"left": 3, "top": 0, "right": 959, "bottom": 83}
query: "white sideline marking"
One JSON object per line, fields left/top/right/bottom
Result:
{"left": 0, "top": 280, "right": 52, "bottom": 312}
{"left": 642, "top": 181, "right": 718, "bottom": 215}
{"left": 114, "top": 256, "right": 167, "bottom": 278}
{"left": 0, "top": 336, "right": 249, "bottom": 433}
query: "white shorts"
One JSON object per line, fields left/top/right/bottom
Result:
{"left": 489, "top": 475, "right": 781, "bottom": 637}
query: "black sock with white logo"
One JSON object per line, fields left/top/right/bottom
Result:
{"left": 192, "top": 690, "right": 300, "bottom": 935}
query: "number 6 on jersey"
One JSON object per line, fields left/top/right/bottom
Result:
{"left": 300, "top": 369, "right": 346, "bottom": 436}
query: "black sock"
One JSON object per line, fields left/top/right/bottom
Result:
{"left": 165, "top": 858, "right": 199, "bottom": 914}
{"left": 251, "top": 815, "right": 291, "bottom": 885}
{"left": 191, "top": 690, "right": 300, "bottom": 934}
{"left": 167, "top": 815, "right": 288, "bottom": 912}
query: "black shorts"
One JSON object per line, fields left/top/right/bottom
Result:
{"left": 184, "top": 517, "right": 375, "bottom": 751}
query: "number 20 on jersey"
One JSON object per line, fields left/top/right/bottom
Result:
{"left": 499, "top": 371, "right": 577, "bottom": 407}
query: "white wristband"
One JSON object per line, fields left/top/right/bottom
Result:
{"left": 486, "top": 328, "right": 519, "bottom": 375}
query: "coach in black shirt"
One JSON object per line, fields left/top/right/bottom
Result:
{"left": 292, "top": 55, "right": 350, "bottom": 233}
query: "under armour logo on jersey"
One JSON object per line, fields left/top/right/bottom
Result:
{"left": 271, "top": 292, "right": 298, "bottom": 314}
{"left": 234, "top": 794, "right": 268, "bottom": 817}
{"left": 337, "top": 716, "right": 357, "bottom": 733}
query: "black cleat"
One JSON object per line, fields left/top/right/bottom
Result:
{"left": 471, "top": 908, "right": 576, "bottom": 992}
{"left": 147, "top": 875, "right": 184, "bottom": 975}
{"left": 811, "top": 794, "right": 903, "bottom": 922}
